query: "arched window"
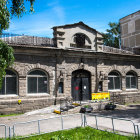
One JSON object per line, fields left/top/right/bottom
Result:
{"left": 27, "top": 70, "right": 48, "bottom": 94}
{"left": 0, "top": 70, "right": 17, "bottom": 95}
{"left": 126, "top": 72, "right": 137, "bottom": 89}
{"left": 70, "top": 33, "right": 91, "bottom": 49}
{"left": 108, "top": 71, "right": 121, "bottom": 90}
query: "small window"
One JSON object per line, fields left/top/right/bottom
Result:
{"left": 108, "top": 71, "right": 121, "bottom": 90}
{"left": 59, "top": 42, "right": 63, "bottom": 46}
{"left": 126, "top": 72, "right": 137, "bottom": 89}
{"left": 58, "top": 82, "right": 63, "bottom": 93}
{"left": 0, "top": 70, "right": 17, "bottom": 95}
{"left": 98, "top": 81, "right": 103, "bottom": 91}
{"left": 135, "top": 19, "right": 140, "bottom": 31}
{"left": 27, "top": 70, "right": 48, "bottom": 94}
{"left": 122, "top": 24, "right": 128, "bottom": 35}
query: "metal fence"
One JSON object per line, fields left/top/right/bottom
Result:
{"left": 85, "top": 114, "right": 140, "bottom": 136}
{"left": 0, "top": 113, "right": 139, "bottom": 139}
{"left": 12, "top": 114, "right": 83, "bottom": 139}
{"left": 0, "top": 124, "right": 7, "bottom": 139}
{"left": 0, "top": 33, "right": 54, "bottom": 47}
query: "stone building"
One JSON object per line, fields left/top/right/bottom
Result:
{"left": 120, "top": 10, "right": 140, "bottom": 53}
{"left": 0, "top": 11, "right": 140, "bottom": 114}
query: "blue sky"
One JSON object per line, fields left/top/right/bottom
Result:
{"left": 6, "top": 0, "right": 140, "bottom": 38}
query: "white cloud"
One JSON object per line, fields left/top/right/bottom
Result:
{"left": 6, "top": 0, "right": 66, "bottom": 37}
{"left": 52, "top": 6, "right": 65, "bottom": 22}
{"left": 48, "top": 0, "right": 65, "bottom": 23}
{"left": 86, "top": 21, "right": 107, "bottom": 33}
{"left": 47, "top": 0, "right": 59, "bottom": 7}
{"left": 7, "top": 20, "right": 55, "bottom": 37}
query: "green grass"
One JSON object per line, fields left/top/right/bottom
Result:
{"left": 6, "top": 127, "right": 139, "bottom": 140}
{"left": 0, "top": 113, "right": 22, "bottom": 117}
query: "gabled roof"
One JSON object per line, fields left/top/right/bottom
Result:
{"left": 52, "top": 21, "right": 102, "bottom": 35}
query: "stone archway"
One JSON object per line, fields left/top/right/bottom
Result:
{"left": 71, "top": 69, "right": 91, "bottom": 101}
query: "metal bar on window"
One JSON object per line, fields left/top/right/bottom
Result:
{"left": 5, "top": 77, "right": 6, "bottom": 95}
{"left": 130, "top": 77, "right": 131, "bottom": 88}
{"left": 113, "top": 77, "right": 115, "bottom": 90}
{"left": 37, "top": 77, "right": 38, "bottom": 93}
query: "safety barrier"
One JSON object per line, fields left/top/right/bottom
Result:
{"left": 11, "top": 114, "right": 82, "bottom": 139}
{"left": 0, "top": 113, "right": 139, "bottom": 139}
{"left": 0, "top": 124, "right": 7, "bottom": 139}
{"left": 84, "top": 114, "right": 139, "bottom": 136}
{"left": 0, "top": 33, "right": 54, "bottom": 47}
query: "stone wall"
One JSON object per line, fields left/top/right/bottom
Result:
{"left": 120, "top": 10, "right": 140, "bottom": 53}
{"left": 110, "top": 93, "right": 140, "bottom": 104}
{"left": 0, "top": 46, "right": 140, "bottom": 114}
{"left": 0, "top": 97, "right": 55, "bottom": 115}
{"left": 53, "top": 22, "right": 103, "bottom": 51}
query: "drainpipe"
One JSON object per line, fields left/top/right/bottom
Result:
{"left": 54, "top": 54, "right": 58, "bottom": 105}
{"left": 95, "top": 33, "right": 98, "bottom": 52}
{"left": 95, "top": 33, "right": 99, "bottom": 93}
{"left": 95, "top": 57, "right": 98, "bottom": 93}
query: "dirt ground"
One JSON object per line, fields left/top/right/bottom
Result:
{"left": 0, "top": 104, "right": 140, "bottom": 126}
{"left": 94, "top": 104, "right": 140, "bottom": 124}
{"left": 0, "top": 104, "right": 140, "bottom": 138}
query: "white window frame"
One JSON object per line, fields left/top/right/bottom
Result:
{"left": 27, "top": 70, "right": 48, "bottom": 94}
{"left": 126, "top": 74, "right": 137, "bottom": 89}
{"left": 108, "top": 72, "right": 121, "bottom": 91}
{"left": 0, "top": 70, "right": 18, "bottom": 95}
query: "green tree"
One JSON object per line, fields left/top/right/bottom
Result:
{"left": 0, "top": 0, "right": 35, "bottom": 88}
{"left": 0, "top": 40, "right": 14, "bottom": 88}
{"left": 0, "top": 0, "right": 35, "bottom": 33}
{"left": 103, "top": 22, "right": 120, "bottom": 48}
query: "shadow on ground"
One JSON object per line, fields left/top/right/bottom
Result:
{"left": 91, "top": 105, "right": 140, "bottom": 123}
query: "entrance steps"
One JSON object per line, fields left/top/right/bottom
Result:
{"left": 25, "top": 101, "right": 109, "bottom": 116}
{"left": 54, "top": 101, "right": 109, "bottom": 115}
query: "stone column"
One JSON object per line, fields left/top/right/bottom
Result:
{"left": 138, "top": 76, "right": 140, "bottom": 92}
{"left": 18, "top": 76, "right": 26, "bottom": 97}
{"left": 91, "top": 75, "right": 95, "bottom": 93}
{"left": 65, "top": 74, "right": 72, "bottom": 97}
{"left": 49, "top": 70, "right": 55, "bottom": 97}
{"left": 103, "top": 75, "right": 108, "bottom": 92}
{"left": 122, "top": 76, "right": 126, "bottom": 92}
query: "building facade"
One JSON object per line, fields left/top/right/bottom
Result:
{"left": 120, "top": 10, "right": 140, "bottom": 53}
{"left": 0, "top": 11, "right": 140, "bottom": 114}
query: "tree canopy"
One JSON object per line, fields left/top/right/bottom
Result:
{"left": 0, "top": 0, "right": 35, "bottom": 88}
{"left": 0, "top": 40, "right": 14, "bottom": 88}
{"left": 0, "top": 0, "right": 35, "bottom": 33}
{"left": 103, "top": 22, "right": 120, "bottom": 48}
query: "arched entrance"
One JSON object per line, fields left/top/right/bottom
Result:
{"left": 71, "top": 69, "right": 91, "bottom": 101}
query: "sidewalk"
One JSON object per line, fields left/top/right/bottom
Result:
{"left": 0, "top": 104, "right": 140, "bottom": 138}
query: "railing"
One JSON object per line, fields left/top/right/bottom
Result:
{"left": 0, "top": 113, "right": 139, "bottom": 139}
{"left": 70, "top": 43, "right": 91, "bottom": 49}
{"left": 85, "top": 114, "right": 139, "bottom": 136}
{"left": 0, "top": 33, "right": 54, "bottom": 47}
{"left": 12, "top": 113, "right": 82, "bottom": 139}
{"left": 102, "top": 45, "right": 134, "bottom": 54}
{"left": 0, "top": 124, "right": 7, "bottom": 139}
{"left": 0, "top": 33, "right": 136, "bottom": 54}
